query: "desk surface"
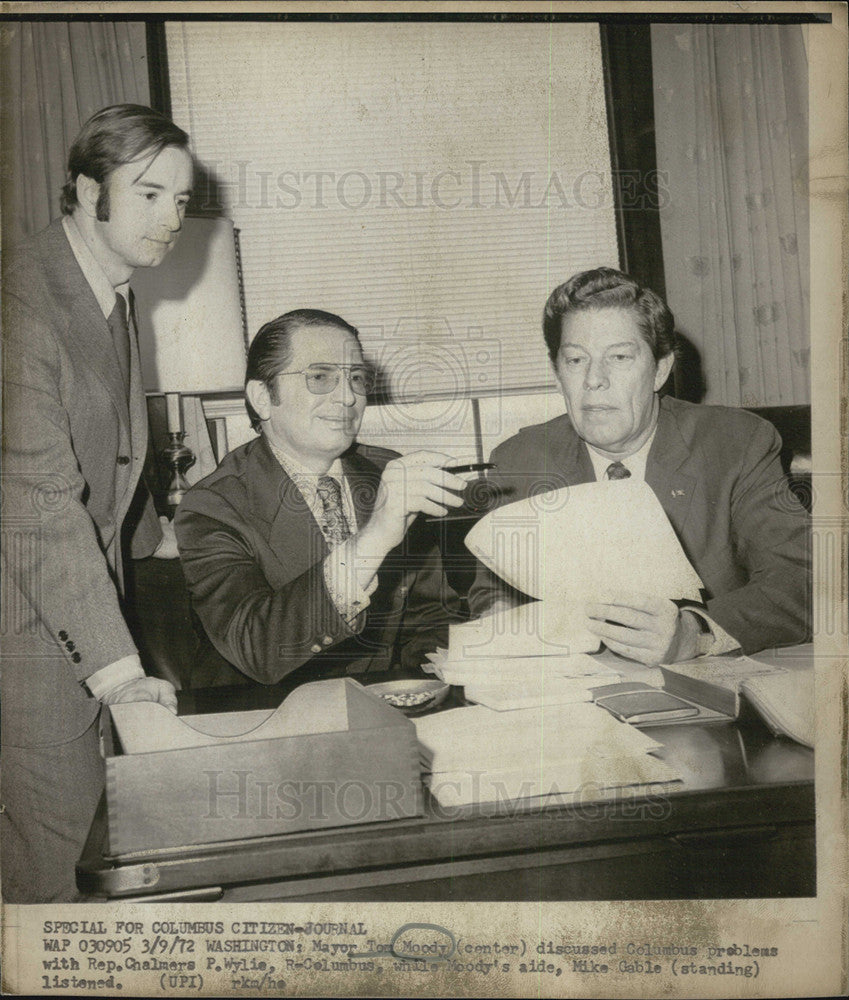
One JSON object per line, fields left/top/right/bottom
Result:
{"left": 78, "top": 651, "right": 815, "bottom": 902}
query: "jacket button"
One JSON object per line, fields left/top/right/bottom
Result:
{"left": 310, "top": 644, "right": 322, "bottom": 654}
{"left": 58, "top": 630, "right": 68, "bottom": 641}
{"left": 71, "top": 652, "right": 81, "bottom": 663}
{"left": 117, "top": 455, "right": 131, "bottom": 466}
{"left": 65, "top": 641, "right": 75, "bottom": 652}
{"left": 322, "top": 635, "right": 333, "bottom": 646}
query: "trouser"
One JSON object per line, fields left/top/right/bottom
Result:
{"left": 1, "top": 713, "right": 104, "bottom": 902}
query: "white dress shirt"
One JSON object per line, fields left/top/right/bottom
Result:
{"left": 585, "top": 423, "right": 738, "bottom": 655}
{"left": 267, "top": 439, "right": 378, "bottom": 627}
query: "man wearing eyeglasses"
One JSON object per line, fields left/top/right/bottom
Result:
{"left": 175, "top": 308, "right": 469, "bottom": 685}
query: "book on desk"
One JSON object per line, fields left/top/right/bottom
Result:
{"left": 593, "top": 654, "right": 814, "bottom": 748}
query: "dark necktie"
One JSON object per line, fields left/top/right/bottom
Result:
{"left": 107, "top": 293, "right": 131, "bottom": 389}
{"left": 316, "top": 475, "right": 351, "bottom": 546}
{"left": 606, "top": 461, "right": 632, "bottom": 480}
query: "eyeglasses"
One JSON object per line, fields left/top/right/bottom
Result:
{"left": 275, "top": 363, "right": 376, "bottom": 396}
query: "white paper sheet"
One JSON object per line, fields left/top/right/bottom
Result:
{"left": 461, "top": 673, "right": 619, "bottom": 711}
{"left": 465, "top": 478, "right": 704, "bottom": 604}
{"left": 414, "top": 702, "right": 663, "bottom": 775}
{"left": 415, "top": 702, "right": 681, "bottom": 807}
{"left": 446, "top": 602, "right": 602, "bottom": 662}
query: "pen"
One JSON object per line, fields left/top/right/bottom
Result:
{"left": 442, "top": 462, "right": 496, "bottom": 474}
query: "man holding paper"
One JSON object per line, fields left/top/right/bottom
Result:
{"left": 468, "top": 268, "right": 811, "bottom": 664}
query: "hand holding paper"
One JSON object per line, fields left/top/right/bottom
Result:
{"left": 462, "top": 480, "right": 704, "bottom": 662}
{"left": 586, "top": 593, "right": 701, "bottom": 666}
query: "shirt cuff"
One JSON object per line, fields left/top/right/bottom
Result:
{"left": 84, "top": 655, "right": 145, "bottom": 700}
{"left": 682, "top": 607, "right": 741, "bottom": 656}
{"left": 323, "top": 538, "right": 378, "bottom": 627}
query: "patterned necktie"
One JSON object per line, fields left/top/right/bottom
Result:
{"left": 316, "top": 475, "right": 351, "bottom": 546}
{"left": 107, "top": 293, "right": 131, "bottom": 389}
{"left": 606, "top": 461, "right": 632, "bottom": 480}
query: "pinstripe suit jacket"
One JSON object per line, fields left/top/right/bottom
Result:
{"left": 1, "top": 219, "right": 161, "bottom": 747}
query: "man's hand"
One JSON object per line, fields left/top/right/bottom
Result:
{"left": 357, "top": 451, "right": 472, "bottom": 555}
{"left": 99, "top": 676, "right": 178, "bottom": 714}
{"left": 152, "top": 515, "right": 179, "bottom": 559}
{"left": 585, "top": 593, "right": 701, "bottom": 666}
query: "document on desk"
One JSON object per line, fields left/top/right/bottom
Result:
{"left": 414, "top": 702, "right": 682, "bottom": 807}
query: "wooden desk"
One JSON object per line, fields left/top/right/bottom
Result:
{"left": 77, "top": 662, "right": 815, "bottom": 903}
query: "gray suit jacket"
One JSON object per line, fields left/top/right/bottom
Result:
{"left": 469, "top": 396, "right": 812, "bottom": 655}
{"left": 1, "top": 219, "right": 161, "bottom": 747}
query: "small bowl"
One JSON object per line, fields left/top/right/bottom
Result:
{"left": 366, "top": 678, "right": 450, "bottom": 716}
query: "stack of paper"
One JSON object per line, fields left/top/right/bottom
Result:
{"left": 430, "top": 648, "right": 621, "bottom": 711}
{"left": 445, "top": 601, "right": 601, "bottom": 662}
{"left": 414, "top": 702, "right": 682, "bottom": 807}
{"left": 436, "top": 480, "right": 706, "bottom": 710}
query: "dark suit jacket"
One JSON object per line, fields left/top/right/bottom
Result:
{"left": 175, "top": 434, "right": 461, "bottom": 685}
{"left": 1, "top": 219, "right": 161, "bottom": 748}
{"left": 468, "top": 395, "right": 812, "bottom": 654}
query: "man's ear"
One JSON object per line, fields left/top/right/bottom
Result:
{"left": 654, "top": 351, "right": 675, "bottom": 391}
{"left": 76, "top": 174, "right": 101, "bottom": 219}
{"left": 246, "top": 380, "right": 272, "bottom": 423}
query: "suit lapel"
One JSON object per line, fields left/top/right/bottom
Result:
{"left": 43, "top": 221, "right": 131, "bottom": 429}
{"left": 546, "top": 413, "right": 596, "bottom": 487}
{"left": 646, "top": 397, "right": 697, "bottom": 531}
{"left": 249, "top": 437, "right": 329, "bottom": 571}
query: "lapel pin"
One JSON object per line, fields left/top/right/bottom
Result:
{"left": 671, "top": 489, "right": 686, "bottom": 497}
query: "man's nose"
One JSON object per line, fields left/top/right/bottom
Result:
{"left": 336, "top": 371, "right": 357, "bottom": 406}
{"left": 584, "top": 358, "right": 609, "bottom": 390}
{"left": 159, "top": 200, "right": 183, "bottom": 233}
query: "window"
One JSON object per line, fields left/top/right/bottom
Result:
{"left": 167, "top": 21, "right": 619, "bottom": 401}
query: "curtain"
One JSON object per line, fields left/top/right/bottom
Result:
{"left": 652, "top": 25, "right": 810, "bottom": 406}
{"left": 0, "top": 21, "right": 150, "bottom": 245}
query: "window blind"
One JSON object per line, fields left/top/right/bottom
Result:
{"left": 167, "top": 21, "right": 619, "bottom": 402}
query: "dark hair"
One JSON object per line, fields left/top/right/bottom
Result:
{"left": 61, "top": 104, "right": 190, "bottom": 219}
{"left": 542, "top": 267, "right": 676, "bottom": 363}
{"left": 245, "top": 309, "right": 363, "bottom": 431}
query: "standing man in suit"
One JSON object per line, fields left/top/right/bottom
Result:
{"left": 2, "top": 105, "right": 191, "bottom": 901}
{"left": 469, "top": 268, "right": 811, "bottom": 662}
{"left": 175, "top": 309, "right": 468, "bottom": 686}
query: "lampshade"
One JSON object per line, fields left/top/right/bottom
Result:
{"left": 132, "top": 217, "right": 247, "bottom": 393}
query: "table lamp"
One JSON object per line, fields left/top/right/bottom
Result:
{"left": 132, "top": 217, "right": 248, "bottom": 510}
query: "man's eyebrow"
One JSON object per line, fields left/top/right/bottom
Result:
{"left": 562, "top": 340, "right": 639, "bottom": 351}
{"left": 131, "top": 177, "right": 194, "bottom": 196}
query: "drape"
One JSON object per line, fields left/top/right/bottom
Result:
{"left": 0, "top": 21, "right": 150, "bottom": 246}
{"left": 652, "top": 25, "right": 810, "bottom": 406}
